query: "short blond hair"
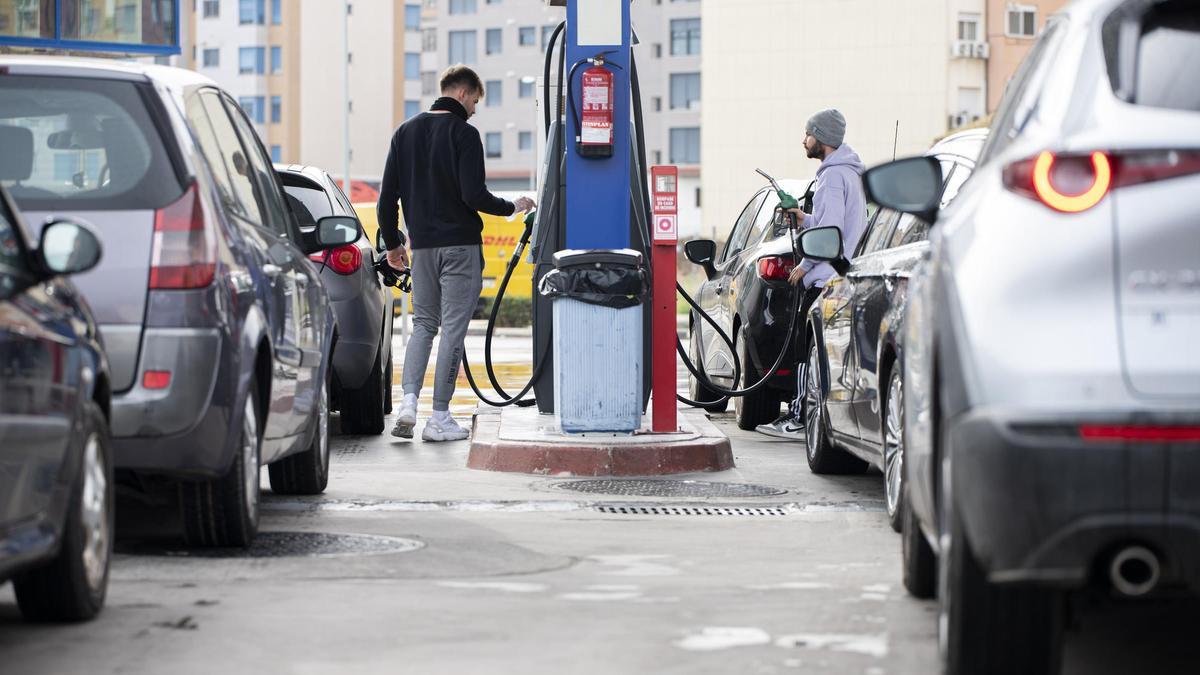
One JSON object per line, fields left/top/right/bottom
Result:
{"left": 440, "top": 65, "right": 485, "bottom": 97}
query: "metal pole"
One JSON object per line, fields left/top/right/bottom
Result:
{"left": 343, "top": 1, "right": 350, "bottom": 195}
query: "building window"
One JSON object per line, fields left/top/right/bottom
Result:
{"left": 271, "top": 96, "right": 282, "bottom": 123}
{"left": 422, "top": 29, "right": 437, "bottom": 52}
{"left": 203, "top": 0, "right": 220, "bottom": 18}
{"left": 239, "top": 96, "right": 266, "bottom": 124}
{"left": 670, "top": 72, "right": 700, "bottom": 110}
{"left": 485, "top": 79, "right": 502, "bottom": 106}
{"left": 958, "top": 13, "right": 981, "bottom": 41}
{"left": 448, "top": 0, "right": 476, "bottom": 15}
{"left": 1006, "top": 5, "right": 1037, "bottom": 37}
{"left": 485, "top": 132, "right": 502, "bottom": 158}
{"left": 519, "top": 131, "right": 532, "bottom": 151}
{"left": 518, "top": 79, "right": 534, "bottom": 98}
{"left": 405, "top": 100, "right": 421, "bottom": 120}
{"left": 653, "top": 43, "right": 662, "bottom": 59}
{"left": 449, "top": 30, "right": 477, "bottom": 64}
{"left": 670, "top": 18, "right": 700, "bottom": 56}
{"left": 239, "top": 0, "right": 265, "bottom": 25}
{"left": 272, "top": 0, "right": 281, "bottom": 24}
{"left": 271, "top": 145, "right": 282, "bottom": 162}
{"left": 405, "top": 4, "right": 421, "bottom": 31}
{"left": 405, "top": 52, "right": 420, "bottom": 80}
{"left": 421, "top": 71, "right": 438, "bottom": 96}
{"left": 486, "top": 28, "right": 502, "bottom": 55}
{"left": 518, "top": 26, "right": 535, "bottom": 46}
{"left": 541, "top": 25, "right": 556, "bottom": 51}
{"left": 669, "top": 127, "right": 700, "bottom": 164}
{"left": 239, "top": 46, "right": 265, "bottom": 74}
{"left": 270, "top": 46, "right": 282, "bottom": 73}
{"left": 202, "top": 48, "right": 220, "bottom": 67}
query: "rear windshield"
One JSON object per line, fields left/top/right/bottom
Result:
{"left": 281, "top": 181, "right": 333, "bottom": 229}
{"left": 0, "top": 75, "right": 184, "bottom": 211}
{"left": 1136, "top": 3, "right": 1200, "bottom": 112}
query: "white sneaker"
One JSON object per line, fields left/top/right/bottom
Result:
{"left": 392, "top": 394, "right": 417, "bottom": 439}
{"left": 422, "top": 414, "right": 470, "bottom": 442}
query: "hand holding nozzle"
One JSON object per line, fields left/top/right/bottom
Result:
{"left": 375, "top": 257, "right": 412, "bottom": 293}
{"left": 756, "top": 167, "right": 804, "bottom": 230}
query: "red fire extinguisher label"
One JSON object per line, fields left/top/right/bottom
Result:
{"left": 580, "top": 68, "right": 614, "bottom": 147}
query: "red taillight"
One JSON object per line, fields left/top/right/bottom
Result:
{"left": 1003, "top": 149, "right": 1200, "bottom": 213}
{"left": 314, "top": 244, "right": 362, "bottom": 275}
{"left": 142, "top": 370, "right": 172, "bottom": 390}
{"left": 149, "top": 184, "right": 215, "bottom": 289}
{"left": 1080, "top": 425, "right": 1200, "bottom": 443}
{"left": 757, "top": 256, "right": 795, "bottom": 280}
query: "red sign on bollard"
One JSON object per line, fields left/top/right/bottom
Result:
{"left": 650, "top": 166, "right": 678, "bottom": 432}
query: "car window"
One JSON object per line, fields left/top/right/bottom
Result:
{"left": 188, "top": 91, "right": 264, "bottom": 227}
{"left": 979, "top": 20, "right": 1065, "bottom": 164}
{"left": 858, "top": 208, "right": 900, "bottom": 256}
{"left": 720, "top": 190, "right": 767, "bottom": 263}
{"left": 0, "top": 75, "right": 184, "bottom": 212}
{"left": 939, "top": 161, "right": 973, "bottom": 207}
{"left": 1134, "top": 2, "right": 1200, "bottom": 112}
{"left": 887, "top": 214, "right": 928, "bottom": 249}
{"left": 327, "top": 173, "right": 357, "bottom": 217}
{"left": 282, "top": 182, "right": 333, "bottom": 229}
{"left": 749, "top": 190, "right": 784, "bottom": 245}
{"left": 223, "top": 97, "right": 292, "bottom": 239}
{"left": 0, "top": 195, "right": 32, "bottom": 299}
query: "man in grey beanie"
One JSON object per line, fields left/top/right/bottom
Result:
{"left": 758, "top": 108, "right": 868, "bottom": 440}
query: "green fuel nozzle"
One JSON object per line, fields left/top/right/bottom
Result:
{"left": 755, "top": 168, "right": 799, "bottom": 210}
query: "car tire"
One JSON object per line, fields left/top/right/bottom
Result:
{"left": 340, "top": 345, "right": 386, "bottom": 435}
{"left": 940, "top": 506, "right": 1063, "bottom": 675}
{"left": 901, "top": 482, "right": 936, "bottom": 599}
{"left": 734, "top": 335, "right": 780, "bottom": 430}
{"left": 687, "top": 321, "right": 727, "bottom": 413}
{"left": 180, "top": 382, "right": 260, "bottom": 548}
{"left": 269, "top": 368, "right": 331, "bottom": 495}
{"left": 883, "top": 367, "right": 906, "bottom": 533}
{"left": 13, "top": 402, "right": 113, "bottom": 622}
{"left": 803, "top": 338, "right": 869, "bottom": 474}
{"left": 383, "top": 349, "right": 394, "bottom": 415}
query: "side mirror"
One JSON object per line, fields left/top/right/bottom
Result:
{"left": 39, "top": 219, "right": 102, "bottom": 276}
{"left": 306, "top": 215, "right": 359, "bottom": 252}
{"left": 798, "top": 226, "right": 850, "bottom": 276}
{"left": 862, "top": 156, "right": 944, "bottom": 226}
{"left": 684, "top": 239, "right": 718, "bottom": 280}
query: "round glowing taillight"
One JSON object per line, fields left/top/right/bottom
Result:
{"left": 1031, "top": 151, "right": 1112, "bottom": 213}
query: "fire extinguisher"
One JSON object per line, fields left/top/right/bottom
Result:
{"left": 569, "top": 53, "right": 620, "bottom": 159}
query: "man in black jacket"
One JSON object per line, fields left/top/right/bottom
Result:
{"left": 378, "top": 65, "right": 535, "bottom": 442}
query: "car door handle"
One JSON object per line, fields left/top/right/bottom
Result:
{"left": 262, "top": 264, "right": 283, "bottom": 277}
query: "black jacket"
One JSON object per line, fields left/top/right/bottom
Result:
{"left": 377, "top": 98, "right": 514, "bottom": 250}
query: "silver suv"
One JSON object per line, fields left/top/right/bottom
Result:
{"left": 0, "top": 57, "right": 357, "bottom": 547}
{"left": 853, "top": 1, "right": 1200, "bottom": 673}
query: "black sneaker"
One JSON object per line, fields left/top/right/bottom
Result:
{"left": 756, "top": 414, "right": 806, "bottom": 439}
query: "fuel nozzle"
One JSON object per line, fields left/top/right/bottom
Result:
{"left": 374, "top": 257, "right": 412, "bottom": 293}
{"left": 756, "top": 168, "right": 801, "bottom": 228}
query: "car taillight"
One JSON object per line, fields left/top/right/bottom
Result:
{"left": 314, "top": 244, "right": 362, "bottom": 275}
{"left": 1003, "top": 149, "right": 1200, "bottom": 213}
{"left": 149, "top": 184, "right": 215, "bottom": 289}
{"left": 1080, "top": 425, "right": 1200, "bottom": 442}
{"left": 757, "top": 256, "right": 795, "bottom": 280}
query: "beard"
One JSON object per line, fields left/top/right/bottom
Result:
{"left": 805, "top": 140, "right": 826, "bottom": 160}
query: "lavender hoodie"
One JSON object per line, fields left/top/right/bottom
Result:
{"left": 799, "top": 143, "right": 868, "bottom": 288}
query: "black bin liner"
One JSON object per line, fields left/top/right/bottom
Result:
{"left": 538, "top": 249, "right": 647, "bottom": 309}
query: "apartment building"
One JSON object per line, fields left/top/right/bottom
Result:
{"left": 985, "top": 0, "right": 1069, "bottom": 111}
{"left": 187, "top": 0, "right": 420, "bottom": 181}
{"left": 419, "top": 0, "right": 703, "bottom": 233}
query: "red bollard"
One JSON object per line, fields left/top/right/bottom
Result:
{"left": 650, "top": 166, "right": 678, "bottom": 433}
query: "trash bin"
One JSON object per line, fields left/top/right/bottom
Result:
{"left": 538, "top": 249, "right": 647, "bottom": 433}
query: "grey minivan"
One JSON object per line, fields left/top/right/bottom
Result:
{"left": 0, "top": 57, "right": 358, "bottom": 547}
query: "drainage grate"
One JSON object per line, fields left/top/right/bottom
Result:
{"left": 552, "top": 479, "right": 787, "bottom": 499}
{"left": 119, "top": 532, "right": 424, "bottom": 559}
{"left": 595, "top": 504, "right": 789, "bottom": 517}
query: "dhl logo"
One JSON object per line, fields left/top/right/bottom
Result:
{"left": 483, "top": 236, "right": 519, "bottom": 246}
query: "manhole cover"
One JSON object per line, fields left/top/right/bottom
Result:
{"left": 551, "top": 479, "right": 787, "bottom": 499}
{"left": 119, "top": 532, "right": 424, "bottom": 559}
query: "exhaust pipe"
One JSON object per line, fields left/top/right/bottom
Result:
{"left": 1108, "top": 546, "right": 1160, "bottom": 597}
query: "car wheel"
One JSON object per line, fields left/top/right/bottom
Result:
{"left": 687, "top": 320, "right": 727, "bottom": 413}
{"left": 734, "top": 333, "right": 780, "bottom": 430}
{"left": 180, "top": 382, "right": 260, "bottom": 548}
{"left": 340, "top": 345, "right": 386, "bottom": 435}
{"left": 900, "top": 480, "right": 936, "bottom": 599}
{"left": 269, "top": 368, "right": 331, "bottom": 495}
{"left": 940, "top": 503, "right": 1063, "bottom": 675}
{"left": 804, "top": 338, "right": 869, "bottom": 474}
{"left": 13, "top": 402, "right": 113, "bottom": 622}
{"left": 383, "top": 348, "right": 394, "bottom": 415}
{"left": 883, "top": 367, "right": 905, "bottom": 533}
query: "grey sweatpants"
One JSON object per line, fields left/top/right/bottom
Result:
{"left": 401, "top": 245, "right": 483, "bottom": 411}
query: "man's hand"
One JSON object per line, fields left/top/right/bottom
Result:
{"left": 386, "top": 246, "right": 410, "bottom": 272}
{"left": 787, "top": 265, "right": 807, "bottom": 287}
{"left": 513, "top": 196, "right": 536, "bottom": 213}
{"left": 776, "top": 207, "right": 806, "bottom": 229}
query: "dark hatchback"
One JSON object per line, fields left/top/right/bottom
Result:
{"left": 802, "top": 129, "right": 986, "bottom": 531}
{"left": 0, "top": 183, "right": 113, "bottom": 621}
{"left": 684, "top": 178, "right": 813, "bottom": 430}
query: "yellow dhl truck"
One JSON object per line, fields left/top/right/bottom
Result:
{"left": 354, "top": 201, "right": 535, "bottom": 315}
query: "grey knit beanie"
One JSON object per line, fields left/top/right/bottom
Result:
{"left": 806, "top": 109, "right": 846, "bottom": 148}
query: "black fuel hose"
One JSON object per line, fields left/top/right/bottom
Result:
{"left": 543, "top": 21, "right": 565, "bottom": 134}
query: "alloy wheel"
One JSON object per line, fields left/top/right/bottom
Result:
{"left": 79, "top": 433, "right": 109, "bottom": 592}
{"left": 242, "top": 396, "right": 259, "bottom": 523}
{"left": 884, "top": 370, "right": 904, "bottom": 520}
{"left": 804, "top": 346, "right": 822, "bottom": 460}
